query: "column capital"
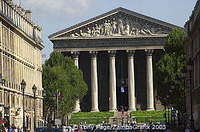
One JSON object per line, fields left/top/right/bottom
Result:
{"left": 71, "top": 51, "right": 80, "bottom": 58}
{"left": 89, "top": 51, "right": 98, "bottom": 57}
{"left": 126, "top": 50, "right": 135, "bottom": 56}
{"left": 145, "top": 49, "right": 154, "bottom": 56}
{"left": 89, "top": 51, "right": 98, "bottom": 54}
{"left": 108, "top": 50, "right": 116, "bottom": 57}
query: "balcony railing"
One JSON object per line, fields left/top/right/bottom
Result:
{"left": 0, "top": 0, "right": 42, "bottom": 42}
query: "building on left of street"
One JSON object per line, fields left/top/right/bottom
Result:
{"left": 0, "top": 0, "right": 44, "bottom": 131}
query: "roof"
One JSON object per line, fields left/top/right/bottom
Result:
{"left": 49, "top": 7, "right": 181, "bottom": 39}
{"left": 185, "top": 0, "right": 200, "bottom": 33}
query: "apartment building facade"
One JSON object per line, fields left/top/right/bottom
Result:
{"left": 185, "top": 0, "right": 200, "bottom": 130}
{"left": 0, "top": 0, "right": 44, "bottom": 130}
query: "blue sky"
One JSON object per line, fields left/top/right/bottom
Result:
{"left": 15, "top": 0, "right": 197, "bottom": 61}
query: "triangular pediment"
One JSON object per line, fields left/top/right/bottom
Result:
{"left": 49, "top": 7, "right": 180, "bottom": 40}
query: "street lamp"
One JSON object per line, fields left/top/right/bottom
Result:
{"left": 187, "top": 58, "right": 194, "bottom": 130}
{"left": 42, "top": 90, "right": 47, "bottom": 126}
{"left": 32, "top": 84, "right": 37, "bottom": 131}
{"left": 165, "top": 95, "right": 170, "bottom": 125}
{"left": 20, "top": 79, "right": 26, "bottom": 131}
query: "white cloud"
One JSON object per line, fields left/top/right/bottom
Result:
{"left": 14, "top": 0, "right": 91, "bottom": 15}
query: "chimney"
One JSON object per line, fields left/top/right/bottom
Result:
{"left": 25, "top": 10, "right": 32, "bottom": 20}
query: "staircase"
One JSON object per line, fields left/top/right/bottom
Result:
{"left": 109, "top": 111, "right": 130, "bottom": 125}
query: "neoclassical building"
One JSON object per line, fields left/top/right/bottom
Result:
{"left": 0, "top": 0, "right": 44, "bottom": 130}
{"left": 49, "top": 8, "right": 179, "bottom": 112}
{"left": 185, "top": 0, "right": 200, "bottom": 130}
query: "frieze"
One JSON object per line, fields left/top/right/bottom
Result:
{"left": 64, "top": 13, "right": 171, "bottom": 38}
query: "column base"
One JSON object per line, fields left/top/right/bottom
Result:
{"left": 72, "top": 109, "right": 81, "bottom": 113}
{"left": 146, "top": 108, "right": 155, "bottom": 111}
{"left": 109, "top": 109, "right": 117, "bottom": 112}
{"left": 90, "top": 109, "right": 99, "bottom": 112}
{"left": 128, "top": 108, "right": 136, "bottom": 112}
{"left": 73, "top": 100, "right": 81, "bottom": 113}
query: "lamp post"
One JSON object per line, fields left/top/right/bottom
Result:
{"left": 32, "top": 84, "right": 37, "bottom": 131}
{"left": 20, "top": 80, "right": 26, "bottom": 131}
{"left": 187, "top": 59, "right": 194, "bottom": 130}
{"left": 42, "top": 90, "right": 47, "bottom": 126}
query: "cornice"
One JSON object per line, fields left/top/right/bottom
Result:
{"left": 54, "top": 45, "right": 164, "bottom": 52}
{"left": 0, "top": 16, "right": 44, "bottom": 49}
{"left": 50, "top": 34, "right": 168, "bottom": 41}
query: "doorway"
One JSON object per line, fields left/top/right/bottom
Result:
{"left": 116, "top": 51, "right": 128, "bottom": 111}
{"left": 117, "top": 81, "right": 128, "bottom": 111}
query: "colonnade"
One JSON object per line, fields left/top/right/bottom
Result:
{"left": 71, "top": 50, "right": 155, "bottom": 112}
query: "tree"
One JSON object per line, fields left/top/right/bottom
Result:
{"left": 155, "top": 29, "right": 186, "bottom": 112}
{"left": 43, "top": 52, "right": 88, "bottom": 125}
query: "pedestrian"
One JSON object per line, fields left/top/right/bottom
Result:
{"left": 18, "top": 128, "right": 22, "bottom": 132}
{"left": 7, "top": 126, "right": 13, "bottom": 132}
{"left": 0, "top": 125, "right": 6, "bottom": 132}
{"left": 4, "top": 126, "right": 8, "bottom": 132}
{"left": 14, "top": 127, "right": 18, "bottom": 132}
{"left": 121, "top": 106, "right": 124, "bottom": 116}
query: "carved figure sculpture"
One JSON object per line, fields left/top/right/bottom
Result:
{"left": 67, "top": 13, "right": 170, "bottom": 38}
{"left": 86, "top": 27, "right": 92, "bottom": 36}
{"left": 94, "top": 24, "right": 100, "bottom": 36}
{"left": 79, "top": 30, "right": 85, "bottom": 37}
{"left": 70, "top": 33, "right": 79, "bottom": 37}
{"left": 112, "top": 18, "right": 117, "bottom": 34}
{"left": 104, "top": 20, "right": 110, "bottom": 36}
{"left": 117, "top": 19, "right": 124, "bottom": 35}
{"left": 80, "top": 28, "right": 91, "bottom": 37}
{"left": 142, "top": 23, "right": 153, "bottom": 35}
{"left": 124, "top": 23, "right": 130, "bottom": 35}
{"left": 107, "top": 20, "right": 112, "bottom": 36}
{"left": 99, "top": 24, "right": 104, "bottom": 35}
{"left": 130, "top": 27, "right": 139, "bottom": 35}
{"left": 91, "top": 26, "right": 95, "bottom": 36}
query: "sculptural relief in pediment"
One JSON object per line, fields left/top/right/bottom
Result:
{"left": 63, "top": 13, "right": 171, "bottom": 38}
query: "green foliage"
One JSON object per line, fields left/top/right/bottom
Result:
{"left": 131, "top": 110, "right": 165, "bottom": 117}
{"left": 43, "top": 52, "right": 88, "bottom": 117}
{"left": 131, "top": 111, "right": 166, "bottom": 123}
{"left": 69, "top": 111, "right": 165, "bottom": 124}
{"left": 69, "top": 112, "right": 114, "bottom": 124}
{"left": 155, "top": 29, "right": 186, "bottom": 112}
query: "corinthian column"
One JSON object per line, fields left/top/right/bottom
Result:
{"left": 71, "top": 51, "right": 81, "bottom": 112}
{"left": 145, "top": 49, "right": 155, "bottom": 111}
{"left": 90, "top": 51, "right": 99, "bottom": 112}
{"left": 108, "top": 50, "right": 117, "bottom": 112}
{"left": 127, "top": 50, "right": 136, "bottom": 111}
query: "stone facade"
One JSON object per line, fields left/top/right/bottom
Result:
{"left": 0, "top": 0, "right": 44, "bottom": 131}
{"left": 49, "top": 8, "right": 179, "bottom": 112}
{"left": 185, "top": 0, "right": 200, "bottom": 130}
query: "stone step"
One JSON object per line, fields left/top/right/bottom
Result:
{"left": 109, "top": 111, "right": 131, "bottom": 125}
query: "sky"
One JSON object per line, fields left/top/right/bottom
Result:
{"left": 13, "top": 0, "right": 197, "bottom": 61}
